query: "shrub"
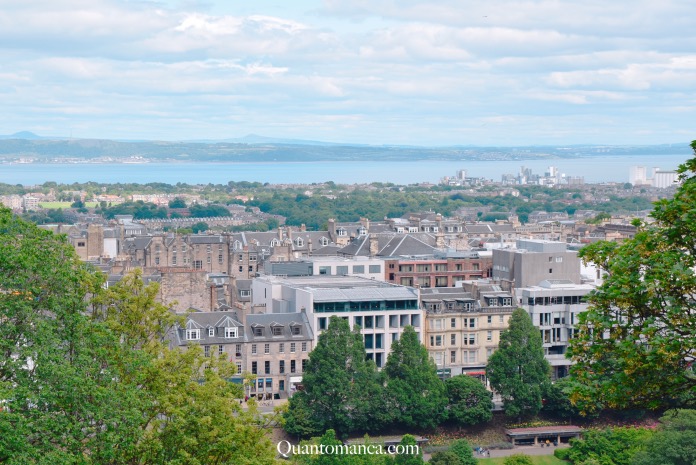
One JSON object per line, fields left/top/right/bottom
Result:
{"left": 503, "top": 453, "right": 534, "bottom": 465}
{"left": 554, "top": 448, "right": 571, "bottom": 460}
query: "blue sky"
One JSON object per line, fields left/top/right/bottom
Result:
{"left": 1, "top": 0, "right": 695, "bottom": 146}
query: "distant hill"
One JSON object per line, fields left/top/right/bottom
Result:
{"left": 0, "top": 133, "right": 690, "bottom": 163}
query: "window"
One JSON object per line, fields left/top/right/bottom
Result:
{"left": 320, "top": 236, "right": 329, "bottom": 246}
{"left": 450, "top": 334, "right": 456, "bottom": 345}
{"left": 364, "top": 334, "right": 373, "bottom": 349}
{"left": 319, "top": 266, "right": 331, "bottom": 275}
{"left": 364, "top": 316, "right": 374, "bottom": 329}
{"left": 279, "top": 360, "right": 285, "bottom": 374}
{"left": 264, "top": 361, "right": 270, "bottom": 375}
{"left": 239, "top": 266, "right": 243, "bottom": 272}
{"left": 430, "top": 335, "right": 443, "bottom": 347}
{"left": 207, "top": 256, "right": 211, "bottom": 264}
{"left": 235, "top": 344, "right": 242, "bottom": 357}
{"left": 253, "top": 327, "right": 263, "bottom": 337}
{"left": 264, "top": 343, "right": 270, "bottom": 354}
{"left": 464, "top": 318, "right": 477, "bottom": 328}
{"left": 295, "top": 237, "right": 304, "bottom": 247}
{"left": 290, "top": 360, "right": 296, "bottom": 373}
{"left": 353, "top": 265, "right": 365, "bottom": 274}
{"left": 240, "top": 290, "right": 250, "bottom": 297}
{"left": 318, "top": 318, "right": 327, "bottom": 330}
{"left": 249, "top": 255, "right": 257, "bottom": 261}
{"left": 279, "top": 343, "right": 285, "bottom": 354}
{"left": 302, "top": 342, "right": 307, "bottom": 352}
{"left": 556, "top": 256, "right": 563, "bottom": 263}
{"left": 432, "top": 319, "right": 443, "bottom": 330}
{"left": 463, "top": 333, "right": 476, "bottom": 345}
{"left": 172, "top": 256, "right": 177, "bottom": 265}
{"left": 290, "top": 343, "right": 296, "bottom": 353}
{"left": 236, "top": 362, "right": 242, "bottom": 373}
{"left": 549, "top": 268, "right": 553, "bottom": 274}
{"left": 464, "top": 350, "right": 477, "bottom": 363}
{"left": 499, "top": 315, "right": 504, "bottom": 324}
{"left": 291, "top": 326, "right": 301, "bottom": 336}
{"left": 204, "top": 345, "right": 210, "bottom": 357}
{"left": 251, "top": 344, "right": 257, "bottom": 355}
{"left": 450, "top": 350, "right": 456, "bottom": 363}
{"left": 218, "top": 254, "right": 223, "bottom": 264}
{"left": 251, "top": 361, "right": 257, "bottom": 374}
{"left": 208, "top": 327, "right": 215, "bottom": 337}
{"left": 218, "top": 345, "right": 224, "bottom": 356}
{"left": 450, "top": 318, "right": 456, "bottom": 328}
{"left": 369, "top": 265, "right": 381, "bottom": 273}
{"left": 336, "top": 266, "right": 348, "bottom": 275}
{"left": 194, "top": 260, "right": 202, "bottom": 269}
{"left": 487, "top": 331, "right": 493, "bottom": 341}
{"left": 272, "top": 326, "right": 283, "bottom": 336}
{"left": 224, "top": 327, "right": 238, "bottom": 338}
{"left": 155, "top": 257, "right": 160, "bottom": 265}
{"left": 186, "top": 329, "right": 200, "bottom": 340}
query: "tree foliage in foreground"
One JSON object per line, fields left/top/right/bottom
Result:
{"left": 630, "top": 409, "right": 696, "bottom": 465}
{"left": 487, "top": 308, "right": 550, "bottom": 420}
{"left": 284, "top": 316, "right": 386, "bottom": 438}
{"left": 569, "top": 141, "right": 696, "bottom": 413}
{"left": 384, "top": 326, "right": 448, "bottom": 429}
{"left": 445, "top": 375, "right": 493, "bottom": 426}
{"left": 0, "top": 207, "right": 278, "bottom": 464}
{"left": 566, "top": 426, "right": 653, "bottom": 465}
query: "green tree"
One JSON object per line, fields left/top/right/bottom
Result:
{"left": 428, "top": 451, "right": 462, "bottom": 465}
{"left": 191, "top": 221, "right": 209, "bottom": 233}
{"left": 168, "top": 197, "right": 187, "bottom": 208}
{"left": 503, "top": 454, "right": 534, "bottom": 465}
{"left": 393, "top": 435, "right": 423, "bottom": 465}
{"left": 0, "top": 207, "right": 141, "bottom": 464}
{"left": 445, "top": 375, "right": 493, "bottom": 426}
{"left": 448, "top": 439, "right": 476, "bottom": 465}
{"left": 631, "top": 409, "right": 696, "bottom": 465}
{"left": 542, "top": 377, "right": 584, "bottom": 420}
{"left": 569, "top": 142, "right": 696, "bottom": 413}
{"left": 92, "top": 270, "right": 279, "bottom": 465}
{"left": 284, "top": 316, "right": 386, "bottom": 438}
{"left": 566, "top": 427, "right": 653, "bottom": 465}
{"left": 384, "top": 326, "right": 448, "bottom": 429}
{"left": 487, "top": 308, "right": 550, "bottom": 420}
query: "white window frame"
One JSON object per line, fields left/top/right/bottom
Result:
{"left": 186, "top": 329, "right": 200, "bottom": 341}
{"left": 224, "top": 327, "right": 238, "bottom": 338}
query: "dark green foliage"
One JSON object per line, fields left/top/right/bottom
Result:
{"left": 503, "top": 454, "right": 534, "bottom": 465}
{"left": 190, "top": 221, "right": 209, "bottom": 233}
{"left": 284, "top": 316, "right": 386, "bottom": 438}
{"left": 393, "top": 435, "right": 424, "bottom": 465}
{"left": 445, "top": 375, "right": 494, "bottom": 426}
{"left": 448, "top": 439, "right": 476, "bottom": 465}
{"left": 188, "top": 203, "right": 231, "bottom": 217}
{"left": 631, "top": 409, "right": 696, "bottom": 465}
{"left": 384, "top": 326, "right": 448, "bottom": 429}
{"left": 487, "top": 308, "right": 550, "bottom": 420}
{"left": 168, "top": 197, "right": 187, "bottom": 208}
{"left": 428, "top": 451, "right": 463, "bottom": 465}
{"left": 566, "top": 427, "right": 653, "bottom": 465}
{"left": 542, "top": 377, "right": 584, "bottom": 420}
{"left": 569, "top": 141, "right": 696, "bottom": 413}
{"left": 554, "top": 448, "right": 571, "bottom": 460}
{"left": 101, "top": 200, "right": 168, "bottom": 219}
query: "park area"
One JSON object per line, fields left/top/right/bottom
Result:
{"left": 478, "top": 456, "right": 568, "bottom": 464}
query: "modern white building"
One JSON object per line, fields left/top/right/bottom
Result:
{"left": 515, "top": 280, "right": 594, "bottom": 379}
{"left": 251, "top": 275, "right": 422, "bottom": 368}
{"left": 652, "top": 170, "right": 679, "bottom": 189}
{"left": 268, "top": 256, "right": 386, "bottom": 281}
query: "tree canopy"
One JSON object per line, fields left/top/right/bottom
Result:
{"left": 487, "top": 308, "right": 550, "bottom": 420}
{"left": 384, "top": 326, "right": 448, "bottom": 429}
{"left": 445, "top": 375, "right": 493, "bottom": 426}
{"left": 0, "top": 207, "right": 278, "bottom": 464}
{"left": 284, "top": 316, "right": 386, "bottom": 438}
{"left": 569, "top": 140, "right": 696, "bottom": 413}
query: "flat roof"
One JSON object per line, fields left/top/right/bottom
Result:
{"left": 505, "top": 426, "right": 583, "bottom": 437}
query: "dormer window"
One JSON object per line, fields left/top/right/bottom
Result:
{"left": 320, "top": 236, "right": 329, "bottom": 246}
{"left": 502, "top": 298, "right": 512, "bottom": 306}
{"left": 291, "top": 325, "right": 301, "bottom": 336}
{"left": 338, "top": 228, "right": 347, "bottom": 236}
{"left": 295, "top": 237, "right": 304, "bottom": 247}
{"left": 253, "top": 327, "right": 264, "bottom": 337}
{"left": 358, "top": 227, "right": 367, "bottom": 236}
{"left": 186, "top": 329, "right": 200, "bottom": 341}
{"left": 208, "top": 327, "right": 215, "bottom": 337}
{"left": 271, "top": 238, "right": 280, "bottom": 246}
{"left": 224, "top": 327, "right": 238, "bottom": 338}
{"left": 272, "top": 326, "right": 283, "bottom": 336}
{"left": 233, "top": 240, "right": 242, "bottom": 250}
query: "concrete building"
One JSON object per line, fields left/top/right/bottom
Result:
{"left": 251, "top": 275, "right": 422, "bottom": 368}
{"left": 268, "top": 256, "right": 386, "bottom": 281}
{"left": 652, "top": 169, "right": 678, "bottom": 188}
{"left": 514, "top": 280, "right": 593, "bottom": 379}
{"left": 493, "top": 240, "right": 581, "bottom": 290}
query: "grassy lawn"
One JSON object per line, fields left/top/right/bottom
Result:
{"left": 39, "top": 201, "right": 98, "bottom": 209}
{"left": 477, "top": 456, "right": 568, "bottom": 465}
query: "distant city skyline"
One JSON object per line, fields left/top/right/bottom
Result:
{"left": 1, "top": 1, "right": 695, "bottom": 146}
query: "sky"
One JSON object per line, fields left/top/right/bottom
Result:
{"left": 1, "top": 0, "right": 695, "bottom": 146}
